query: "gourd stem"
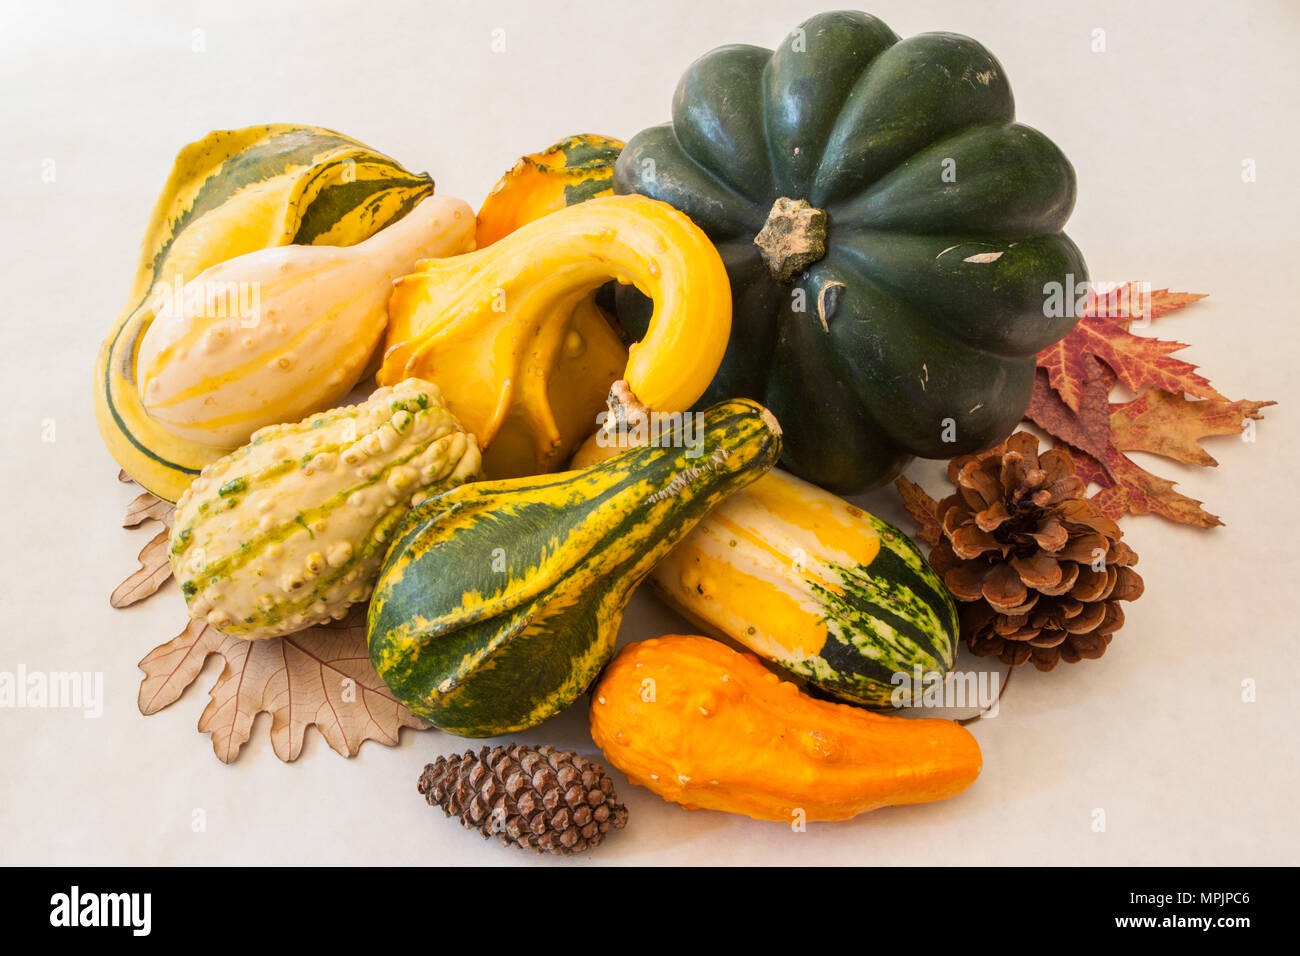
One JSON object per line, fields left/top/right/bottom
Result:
{"left": 600, "top": 379, "right": 653, "bottom": 448}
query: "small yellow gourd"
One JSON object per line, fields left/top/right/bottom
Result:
{"left": 378, "top": 194, "right": 731, "bottom": 477}
{"left": 137, "top": 195, "right": 475, "bottom": 448}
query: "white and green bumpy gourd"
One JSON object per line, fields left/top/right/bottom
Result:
{"left": 170, "top": 379, "right": 481, "bottom": 640}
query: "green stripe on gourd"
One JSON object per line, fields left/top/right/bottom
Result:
{"left": 811, "top": 544, "right": 957, "bottom": 703}
{"left": 556, "top": 137, "right": 620, "bottom": 204}
{"left": 367, "top": 400, "right": 783, "bottom": 738}
{"left": 146, "top": 129, "right": 363, "bottom": 281}
{"left": 555, "top": 135, "right": 623, "bottom": 170}
{"left": 797, "top": 521, "right": 956, "bottom": 706}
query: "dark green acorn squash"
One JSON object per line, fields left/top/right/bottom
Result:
{"left": 614, "top": 10, "right": 1086, "bottom": 492}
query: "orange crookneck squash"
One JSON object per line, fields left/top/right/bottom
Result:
{"left": 589, "top": 634, "right": 982, "bottom": 822}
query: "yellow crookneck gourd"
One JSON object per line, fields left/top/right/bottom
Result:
{"left": 136, "top": 195, "right": 475, "bottom": 449}
{"left": 378, "top": 194, "right": 732, "bottom": 478}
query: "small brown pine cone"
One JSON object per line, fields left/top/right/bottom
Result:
{"left": 929, "top": 432, "right": 1144, "bottom": 672}
{"left": 417, "top": 744, "right": 629, "bottom": 855}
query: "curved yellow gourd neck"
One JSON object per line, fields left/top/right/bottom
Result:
{"left": 380, "top": 194, "right": 732, "bottom": 457}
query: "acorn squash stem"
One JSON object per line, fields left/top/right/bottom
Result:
{"left": 753, "top": 196, "right": 829, "bottom": 283}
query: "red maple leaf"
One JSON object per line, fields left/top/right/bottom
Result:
{"left": 1041, "top": 287, "right": 1221, "bottom": 413}
{"left": 1029, "top": 287, "right": 1268, "bottom": 528}
{"left": 897, "top": 287, "right": 1273, "bottom": 534}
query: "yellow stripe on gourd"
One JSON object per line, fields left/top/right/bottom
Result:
{"left": 648, "top": 469, "right": 884, "bottom": 661}
{"left": 96, "top": 126, "right": 439, "bottom": 502}
{"left": 738, "top": 471, "right": 881, "bottom": 568}
{"left": 667, "top": 544, "right": 829, "bottom": 657}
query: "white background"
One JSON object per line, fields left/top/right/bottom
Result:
{"left": 2, "top": 0, "right": 1297, "bottom": 865}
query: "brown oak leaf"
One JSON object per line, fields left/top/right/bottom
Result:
{"left": 111, "top": 529, "right": 173, "bottom": 608}
{"left": 1109, "top": 392, "right": 1274, "bottom": 467}
{"left": 123, "top": 490, "right": 173, "bottom": 528}
{"left": 112, "top": 492, "right": 175, "bottom": 608}
{"left": 137, "top": 607, "right": 428, "bottom": 763}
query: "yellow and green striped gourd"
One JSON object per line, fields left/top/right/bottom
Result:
{"left": 367, "top": 398, "right": 783, "bottom": 737}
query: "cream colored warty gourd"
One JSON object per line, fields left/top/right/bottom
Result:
{"left": 171, "top": 378, "right": 481, "bottom": 640}
{"left": 136, "top": 195, "right": 475, "bottom": 448}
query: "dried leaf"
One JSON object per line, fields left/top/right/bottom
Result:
{"left": 906, "top": 282, "right": 1262, "bottom": 533}
{"left": 111, "top": 492, "right": 174, "bottom": 607}
{"left": 1068, "top": 318, "right": 1223, "bottom": 406}
{"left": 1088, "top": 283, "right": 1207, "bottom": 323}
{"left": 1025, "top": 366, "right": 1111, "bottom": 465}
{"left": 1039, "top": 288, "right": 1221, "bottom": 413}
{"left": 894, "top": 475, "right": 942, "bottom": 547}
{"left": 1147, "top": 290, "right": 1209, "bottom": 317}
{"left": 1025, "top": 286, "right": 1275, "bottom": 528}
{"left": 111, "top": 529, "right": 174, "bottom": 608}
{"left": 1035, "top": 336, "right": 1093, "bottom": 413}
{"left": 1097, "top": 446, "right": 1222, "bottom": 528}
{"left": 123, "top": 490, "right": 173, "bottom": 528}
{"left": 1055, "top": 439, "right": 1221, "bottom": 526}
{"left": 1110, "top": 392, "right": 1274, "bottom": 467}
{"left": 137, "top": 608, "right": 427, "bottom": 763}
{"left": 1055, "top": 443, "right": 1111, "bottom": 491}
{"left": 118, "top": 469, "right": 133, "bottom": 483}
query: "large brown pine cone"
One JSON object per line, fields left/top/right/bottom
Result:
{"left": 418, "top": 744, "right": 629, "bottom": 855}
{"left": 929, "top": 432, "right": 1144, "bottom": 672}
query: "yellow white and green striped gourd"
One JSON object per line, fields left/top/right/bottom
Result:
{"left": 170, "top": 379, "right": 480, "bottom": 640}
{"left": 94, "top": 125, "right": 438, "bottom": 503}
